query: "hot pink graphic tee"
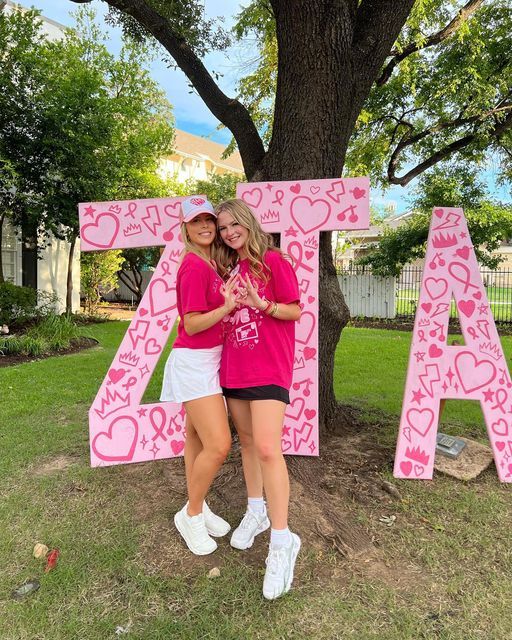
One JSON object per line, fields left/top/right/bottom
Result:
{"left": 220, "top": 250, "right": 300, "bottom": 389}
{"left": 173, "top": 252, "right": 225, "bottom": 349}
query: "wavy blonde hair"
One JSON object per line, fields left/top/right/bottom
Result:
{"left": 214, "top": 199, "right": 282, "bottom": 282}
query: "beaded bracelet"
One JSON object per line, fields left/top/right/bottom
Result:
{"left": 269, "top": 302, "right": 279, "bottom": 317}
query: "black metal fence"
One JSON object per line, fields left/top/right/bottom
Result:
{"left": 338, "top": 265, "right": 512, "bottom": 323}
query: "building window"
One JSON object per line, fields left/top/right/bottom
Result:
{"left": 1, "top": 219, "right": 19, "bottom": 284}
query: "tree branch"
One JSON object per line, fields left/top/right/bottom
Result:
{"left": 69, "top": 0, "right": 265, "bottom": 179}
{"left": 377, "top": 0, "right": 485, "bottom": 86}
{"left": 388, "top": 108, "right": 512, "bottom": 186}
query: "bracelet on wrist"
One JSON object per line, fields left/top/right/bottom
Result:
{"left": 261, "top": 298, "right": 272, "bottom": 313}
{"left": 269, "top": 302, "right": 278, "bottom": 317}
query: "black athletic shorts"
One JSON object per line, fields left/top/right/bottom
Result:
{"left": 222, "top": 384, "right": 290, "bottom": 404}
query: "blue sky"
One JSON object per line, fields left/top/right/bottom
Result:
{"left": 26, "top": 1, "right": 511, "bottom": 213}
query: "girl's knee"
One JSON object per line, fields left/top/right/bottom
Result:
{"left": 209, "top": 435, "right": 231, "bottom": 463}
{"left": 255, "top": 441, "right": 282, "bottom": 464}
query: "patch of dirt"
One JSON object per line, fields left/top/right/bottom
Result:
{"left": 32, "top": 454, "right": 79, "bottom": 477}
{"left": 118, "top": 418, "right": 418, "bottom": 590}
{"left": 0, "top": 336, "right": 98, "bottom": 367}
{"left": 96, "top": 303, "right": 136, "bottom": 321}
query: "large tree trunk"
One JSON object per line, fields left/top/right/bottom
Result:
{"left": 251, "top": 0, "right": 415, "bottom": 432}
{"left": 66, "top": 235, "right": 76, "bottom": 314}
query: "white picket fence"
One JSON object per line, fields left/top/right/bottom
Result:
{"left": 104, "top": 268, "right": 397, "bottom": 319}
{"left": 337, "top": 272, "right": 396, "bottom": 319}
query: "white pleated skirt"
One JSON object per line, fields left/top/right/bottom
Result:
{"left": 160, "top": 345, "right": 223, "bottom": 403}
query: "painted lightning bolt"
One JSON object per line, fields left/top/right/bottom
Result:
{"left": 419, "top": 364, "right": 441, "bottom": 398}
{"left": 142, "top": 205, "right": 162, "bottom": 236}
{"left": 325, "top": 180, "right": 346, "bottom": 203}
{"left": 128, "top": 320, "right": 150, "bottom": 349}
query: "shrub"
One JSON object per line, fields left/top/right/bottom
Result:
{"left": 0, "top": 282, "right": 59, "bottom": 327}
{"left": 0, "top": 313, "right": 84, "bottom": 357}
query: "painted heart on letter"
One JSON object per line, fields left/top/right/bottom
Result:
{"left": 290, "top": 196, "right": 331, "bottom": 234}
{"left": 281, "top": 439, "right": 292, "bottom": 452}
{"left": 171, "top": 439, "right": 185, "bottom": 455}
{"left": 149, "top": 278, "right": 177, "bottom": 316}
{"left": 139, "top": 308, "right": 148, "bottom": 316}
{"left": 241, "top": 188, "right": 263, "bottom": 209}
{"left": 400, "top": 461, "right": 412, "bottom": 476}
{"left": 303, "top": 347, "right": 316, "bottom": 360}
{"left": 458, "top": 299, "right": 475, "bottom": 318}
{"left": 310, "top": 185, "right": 320, "bottom": 195}
{"left": 424, "top": 277, "right": 448, "bottom": 300}
{"left": 307, "top": 296, "right": 315, "bottom": 304}
{"left": 473, "top": 291, "right": 482, "bottom": 300}
{"left": 352, "top": 187, "right": 366, "bottom": 199}
{"left": 456, "top": 246, "right": 470, "bottom": 260}
{"left": 290, "top": 183, "right": 301, "bottom": 194}
{"left": 305, "top": 250, "right": 314, "bottom": 260}
{"left": 428, "top": 344, "right": 443, "bottom": 358}
{"left": 491, "top": 419, "right": 508, "bottom": 437}
{"left": 92, "top": 416, "right": 138, "bottom": 462}
{"left": 421, "top": 303, "right": 432, "bottom": 314}
{"left": 414, "top": 464, "right": 425, "bottom": 477}
{"left": 145, "top": 338, "right": 161, "bottom": 355}
{"left": 164, "top": 202, "right": 181, "bottom": 219}
{"left": 434, "top": 208, "right": 444, "bottom": 218}
{"left": 81, "top": 212, "right": 120, "bottom": 249}
{"left": 296, "top": 311, "right": 315, "bottom": 345}
{"left": 304, "top": 409, "right": 316, "bottom": 420}
{"left": 406, "top": 408, "right": 435, "bottom": 437}
{"left": 496, "top": 441, "right": 506, "bottom": 452}
{"left": 455, "top": 352, "right": 496, "bottom": 393}
{"left": 108, "top": 368, "right": 126, "bottom": 384}
{"left": 285, "top": 397, "right": 305, "bottom": 420}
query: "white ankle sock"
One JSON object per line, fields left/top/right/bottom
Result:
{"left": 248, "top": 497, "right": 266, "bottom": 514}
{"left": 270, "top": 527, "right": 291, "bottom": 548}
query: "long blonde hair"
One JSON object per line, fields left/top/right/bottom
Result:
{"left": 214, "top": 199, "right": 281, "bottom": 282}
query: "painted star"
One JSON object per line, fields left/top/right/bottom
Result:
{"left": 150, "top": 442, "right": 160, "bottom": 456}
{"left": 482, "top": 388, "right": 494, "bottom": 402}
{"left": 285, "top": 226, "right": 298, "bottom": 237}
{"left": 84, "top": 205, "right": 96, "bottom": 218}
{"left": 454, "top": 382, "right": 459, "bottom": 392}
{"left": 309, "top": 442, "right": 316, "bottom": 453}
{"left": 446, "top": 367, "right": 455, "bottom": 384}
{"left": 478, "top": 304, "right": 488, "bottom": 315}
{"left": 137, "top": 408, "right": 147, "bottom": 417}
{"left": 282, "top": 425, "right": 291, "bottom": 437}
{"left": 140, "top": 435, "right": 148, "bottom": 449}
{"left": 411, "top": 388, "right": 426, "bottom": 405}
{"left": 179, "top": 404, "right": 187, "bottom": 419}
{"left": 501, "top": 460, "right": 505, "bottom": 468}
{"left": 414, "top": 351, "right": 425, "bottom": 362}
{"left": 442, "top": 381, "right": 448, "bottom": 392}
{"left": 139, "top": 364, "right": 150, "bottom": 378}
{"left": 460, "top": 232, "right": 467, "bottom": 239}
{"left": 266, "top": 183, "right": 273, "bottom": 191}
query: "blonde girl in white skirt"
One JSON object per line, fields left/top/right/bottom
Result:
{"left": 161, "top": 196, "right": 238, "bottom": 555}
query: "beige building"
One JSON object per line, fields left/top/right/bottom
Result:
{"left": 159, "top": 129, "right": 244, "bottom": 183}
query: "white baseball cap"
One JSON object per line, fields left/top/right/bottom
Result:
{"left": 180, "top": 196, "right": 216, "bottom": 223}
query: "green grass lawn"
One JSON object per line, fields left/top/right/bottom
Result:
{"left": 1, "top": 322, "right": 511, "bottom": 639}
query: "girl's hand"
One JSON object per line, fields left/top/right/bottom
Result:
{"left": 220, "top": 274, "right": 239, "bottom": 313}
{"left": 240, "top": 274, "right": 265, "bottom": 310}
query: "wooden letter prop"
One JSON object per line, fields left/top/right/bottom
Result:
{"left": 394, "top": 207, "right": 512, "bottom": 483}
{"left": 79, "top": 179, "right": 369, "bottom": 467}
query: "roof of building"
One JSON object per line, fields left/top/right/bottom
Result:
{"left": 172, "top": 129, "right": 244, "bottom": 174}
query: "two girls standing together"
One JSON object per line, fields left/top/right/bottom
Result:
{"left": 160, "top": 196, "right": 301, "bottom": 600}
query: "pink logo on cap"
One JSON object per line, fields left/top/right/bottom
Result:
{"left": 190, "top": 197, "right": 205, "bottom": 205}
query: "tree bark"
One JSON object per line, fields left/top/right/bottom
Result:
{"left": 66, "top": 235, "right": 76, "bottom": 314}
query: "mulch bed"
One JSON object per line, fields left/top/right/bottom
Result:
{"left": 0, "top": 336, "right": 98, "bottom": 367}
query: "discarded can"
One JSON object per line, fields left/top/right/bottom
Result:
{"left": 44, "top": 549, "right": 60, "bottom": 573}
{"left": 11, "top": 580, "right": 40, "bottom": 600}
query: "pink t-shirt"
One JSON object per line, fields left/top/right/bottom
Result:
{"left": 173, "top": 252, "right": 225, "bottom": 349}
{"left": 220, "top": 250, "right": 300, "bottom": 389}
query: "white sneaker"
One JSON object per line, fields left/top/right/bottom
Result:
{"left": 174, "top": 505, "right": 217, "bottom": 555}
{"left": 263, "top": 532, "right": 301, "bottom": 600}
{"left": 203, "top": 502, "right": 231, "bottom": 537}
{"left": 230, "top": 508, "right": 270, "bottom": 550}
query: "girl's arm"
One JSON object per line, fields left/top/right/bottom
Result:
{"left": 241, "top": 274, "right": 301, "bottom": 321}
{"left": 183, "top": 274, "right": 238, "bottom": 336}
